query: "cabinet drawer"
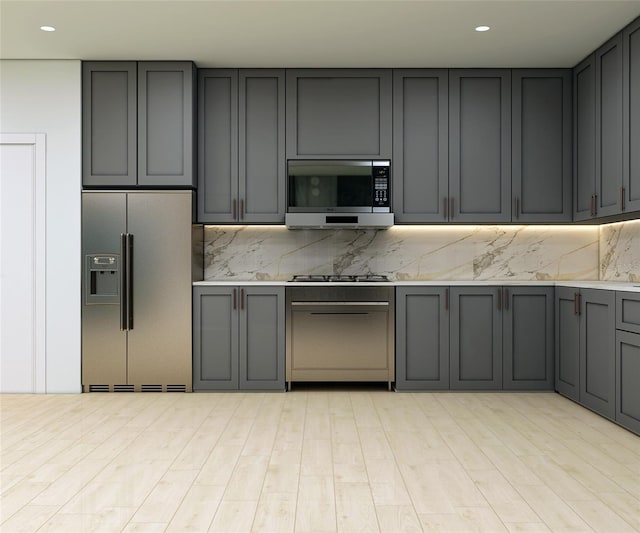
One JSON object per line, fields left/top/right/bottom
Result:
{"left": 616, "top": 291, "right": 640, "bottom": 334}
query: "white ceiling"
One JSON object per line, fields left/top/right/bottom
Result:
{"left": 1, "top": 0, "right": 640, "bottom": 68}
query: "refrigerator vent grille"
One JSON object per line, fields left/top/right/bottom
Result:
{"left": 89, "top": 385, "right": 110, "bottom": 392}
{"left": 141, "top": 384, "right": 163, "bottom": 392}
{"left": 114, "top": 384, "right": 134, "bottom": 392}
{"left": 167, "top": 384, "right": 187, "bottom": 393}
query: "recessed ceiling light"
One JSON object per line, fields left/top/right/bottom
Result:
{"left": 475, "top": 25, "right": 491, "bottom": 32}
{"left": 40, "top": 25, "right": 56, "bottom": 32}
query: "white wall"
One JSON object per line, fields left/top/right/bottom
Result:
{"left": 0, "top": 60, "right": 82, "bottom": 392}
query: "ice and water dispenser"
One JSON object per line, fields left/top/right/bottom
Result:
{"left": 85, "top": 254, "right": 120, "bottom": 304}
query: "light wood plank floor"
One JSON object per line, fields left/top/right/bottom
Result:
{"left": 1, "top": 390, "right": 639, "bottom": 532}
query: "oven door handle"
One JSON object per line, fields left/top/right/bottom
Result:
{"left": 291, "top": 301, "right": 389, "bottom": 314}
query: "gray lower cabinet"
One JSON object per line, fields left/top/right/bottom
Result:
{"left": 198, "top": 69, "right": 285, "bottom": 223}
{"left": 286, "top": 69, "right": 392, "bottom": 159}
{"left": 449, "top": 70, "right": 511, "bottom": 223}
{"left": 392, "top": 70, "right": 449, "bottom": 222}
{"left": 623, "top": 17, "right": 640, "bottom": 214}
{"left": 503, "top": 287, "right": 555, "bottom": 390}
{"left": 555, "top": 287, "right": 580, "bottom": 400}
{"left": 511, "top": 70, "right": 572, "bottom": 222}
{"left": 450, "top": 287, "right": 502, "bottom": 389}
{"left": 555, "top": 288, "right": 616, "bottom": 419}
{"left": 83, "top": 61, "right": 196, "bottom": 188}
{"left": 193, "top": 286, "right": 285, "bottom": 390}
{"left": 616, "top": 330, "right": 640, "bottom": 434}
{"left": 580, "top": 289, "right": 616, "bottom": 419}
{"left": 395, "top": 287, "right": 449, "bottom": 390}
{"left": 397, "top": 285, "right": 554, "bottom": 391}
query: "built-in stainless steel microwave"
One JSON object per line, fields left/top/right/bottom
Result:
{"left": 285, "top": 160, "right": 394, "bottom": 228}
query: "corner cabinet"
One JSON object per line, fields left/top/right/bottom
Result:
{"left": 193, "top": 286, "right": 285, "bottom": 391}
{"left": 198, "top": 69, "right": 285, "bottom": 223}
{"left": 82, "top": 61, "right": 196, "bottom": 188}
{"left": 449, "top": 70, "right": 511, "bottom": 223}
{"left": 395, "top": 287, "right": 450, "bottom": 390}
{"left": 511, "top": 70, "right": 572, "bottom": 222}
{"left": 285, "top": 69, "right": 392, "bottom": 159}
{"left": 555, "top": 288, "right": 616, "bottom": 420}
{"left": 623, "top": 18, "right": 640, "bottom": 214}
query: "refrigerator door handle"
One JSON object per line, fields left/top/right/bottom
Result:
{"left": 120, "top": 233, "right": 128, "bottom": 330}
{"left": 127, "top": 233, "right": 134, "bottom": 330}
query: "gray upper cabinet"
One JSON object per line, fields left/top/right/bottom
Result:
{"left": 623, "top": 17, "right": 640, "bottom": 214}
{"left": 450, "top": 287, "right": 502, "bottom": 389}
{"left": 573, "top": 55, "right": 597, "bottom": 221}
{"left": 595, "top": 34, "right": 624, "bottom": 218}
{"left": 193, "top": 286, "right": 284, "bottom": 391}
{"left": 555, "top": 287, "right": 580, "bottom": 401}
{"left": 83, "top": 61, "right": 196, "bottom": 188}
{"left": 503, "top": 287, "right": 554, "bottom": 390}
{"left": 286, "top": 69, "right": 392, "bottom": 159}
{"left": 137, "top": 62, "right": 196, "bottom": 187}
{"left": 393, "top": 70, "right": 449, "bottom": 222}
{"left": 512, "top": 70, "right": 572, "bottom": 222}
{"left": 579, "top": 289, "right": 616, "bottom": 419}
{"left": 82, "top": 62, "right": 137, "bottom": 187}
{"left": 449, "top": 70, "right": 511, "bottom": 222}
{"left": 395, "top": 287, "right": 450, "bottom": 390}
{"left": 198, "top": 69, "right": 285, "bottom": 223}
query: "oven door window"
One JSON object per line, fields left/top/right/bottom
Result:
{"left": 288, "top": 163, "right": 372, "bottom": 212}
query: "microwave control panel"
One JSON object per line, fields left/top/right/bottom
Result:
{"left": 373, "top": 166, "right": 390, "bottom": 209}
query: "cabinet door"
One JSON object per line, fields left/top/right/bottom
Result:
{"left": 503, "top": 287, "right": 554, "bottom": 390}
{"left": 393, "top": 70, "right": 449, "bottom": 222}
{"left": 579, "top": 289, "right": 615, "bottom": 419}
{"left": 616, "top": 291, "right": 640, "bottom": 334}
{"left": 512, "top": 70, "right": 572, "bottom": 222}
{"left": 193, "top": 287, "right": 239, "bottom": 390}
{"left": 450, "top": 287, "right": 502, "bottom": 389}
{"left": 623, "top": 17, "right": 640, "bottom": 213}
{"left": 239, "top": 287, "right": 285, "bottom": 390}
{"left": 573, "top": 55, "right": 597, "bottom": 221}
{"left": 596, "top": 34, "right": 624, "bottom": 217}
{"left": 555, "top": 287, "right": 580, "bottom": 400}
{"left": 82, "top": 62, "right": 137, "bottom": 187}
{"left": 198, "top": 69, "right": 239, "bottom": 223}
{"left": 286, "top": 69, "right": 392, "bottom": 159}
{"left": 449, "top": 70, "right": 511, "bottom": 223}
{"left": 395, "top": 287, "right": 449, "bottom": 390}
{"left": 616, "top": 330, "right": 640, "bottom": 435}
{"left": 239, "top": 70, "right": 286, "bottom": 224}
{"left": 138, "top": 62, "right": 195, "bottom": 187}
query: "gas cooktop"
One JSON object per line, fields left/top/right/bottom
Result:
{"left": 289, "top": 274, "right": 390, "bottom": 283}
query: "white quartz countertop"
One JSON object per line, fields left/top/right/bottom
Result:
{"left": 193, "top": 280, "right": 640, "bottom": 292}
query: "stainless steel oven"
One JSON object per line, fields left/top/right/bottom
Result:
{"left": 285, "top": 160, "right": 393, "bottom": 228}
{"left": 285, "top": 280, "right": 394, "bottom": 389}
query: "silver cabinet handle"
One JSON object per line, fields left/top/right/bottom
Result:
{"left": 233, "top": 288, "right": 237, "bottom": 310}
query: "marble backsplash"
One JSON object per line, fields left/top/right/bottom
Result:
{"left": 203, "top": 225, "right": 600, "bottom": 281}
{"left": 600, "top": 219, "right": 640, "bottom": 282}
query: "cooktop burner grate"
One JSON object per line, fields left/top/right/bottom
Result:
{"left": 289, "top": 274, "right": 390, "bottom": 283}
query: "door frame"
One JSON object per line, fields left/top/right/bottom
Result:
{"left": 0, "top": 133, "right": 46, "bottom": 392}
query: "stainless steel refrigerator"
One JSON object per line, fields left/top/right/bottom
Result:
{"left": 82, "top": 191, "right": 196, "bottom": 392}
